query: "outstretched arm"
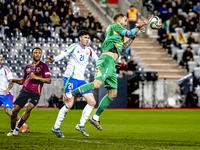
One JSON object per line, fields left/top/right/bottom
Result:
{"left": 2, "top": 79, "right": 14, "bottom": 96}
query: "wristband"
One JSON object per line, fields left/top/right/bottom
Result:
{"left": 16, "top": 80, "right": 19, "bottom": 83}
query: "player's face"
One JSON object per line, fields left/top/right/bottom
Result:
{"left": 80, "top": 34, "right": 90, "bottom": 46}
{"left": 32, "top": 49, "right": 42, "bottom": 62}
{"left": 119, "top": 16, "right": 127, "bottom": 27}
{"left": 0, "top": 55, "right": 2, "bottom": 67}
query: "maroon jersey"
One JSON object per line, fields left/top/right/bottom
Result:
{"left": 22, "top": 61, "right": 51, "bottom": 95}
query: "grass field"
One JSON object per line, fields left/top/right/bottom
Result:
{"left": 0, "top": 108, "right": 200, "bottom": 150}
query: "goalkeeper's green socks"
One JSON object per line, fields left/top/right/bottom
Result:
{"left": 93, "top": 94, "right": 113, "bottom": 121}
{"left": 71, "top": 83, "right": 95, "bottom": 96}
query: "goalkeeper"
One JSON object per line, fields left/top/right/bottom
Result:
{"left": 63, "top": 12, "right": 147, "bottom": 130}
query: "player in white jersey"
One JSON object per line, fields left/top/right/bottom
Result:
{"left": 46, "top": 30, "right": 98, "bottom": 137}
{"left": 0, "top": 55, "right": 28, "bottom": 134}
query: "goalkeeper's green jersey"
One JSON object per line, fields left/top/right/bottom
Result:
{"left": 101, "top": 22, "right": 137, "bottom": 56}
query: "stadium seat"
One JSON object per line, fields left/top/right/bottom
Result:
{"left": 181, "top": 44, "right": 189, "bottom": 50}
{"left": 188, "top": 61, "right": 196, "bottom": 73}
{"left": 10, "top": 49, "right": 18, "bottom": 56}
{"left": 19, "top": 37, "right": 27, "bottom": 44}
{"left": 38, "top": 37, "right": 45, "bottom": 44}
{"left": 11, "top": 37, "right": 17, "bottom": 44}
{"left": 56, "top": 38, "right": 64, "bottom": 45}
{"left": 194, "top": 67, "right": 200, "bottom": 78}
{"left": 31, "top": 38, "right": 36, "bottom": 44}
{"left": 0, "top": 43, "right": 4, "bottom": 49}
{"left": 74, "top": 38, "right": 79, "bottom": 43}
{"left": 191, "top": 44, "right": 199, "bottom": 54}
{"left": 194, "top": 55, "right": 200, "bottom": 65}
{"left": 66, "top": 38, "right": 73, "bottom": 44}
{"left": 14, "top": 43, "right": 23, "bottom": 50}
{"left": 32, "top": 43, "right": 41, "bottom": 48}
{"left": 10, "top": 60, "right": 17, "bottom": 67}
{"left": 60, "top": 43, "right": 68, "bottom": 51}
{"left": 47, "top": 37, "right": 54, "bottom": 44}
{"left": 41, "top": 43, "right": 50, "bottom": 51}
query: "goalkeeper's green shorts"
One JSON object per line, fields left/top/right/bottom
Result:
{"left": 95, "top": 54, "right": 117, "bottom": 91}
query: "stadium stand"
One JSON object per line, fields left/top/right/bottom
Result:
{"left": 0, "top": 0, "right": 106, "bottom": 80}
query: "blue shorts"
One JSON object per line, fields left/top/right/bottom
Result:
{"left": 0, "top": 93, "right": 14, "bottom": 109}
{"left": 64, "top": 77, "right": 92, "bottom": 96}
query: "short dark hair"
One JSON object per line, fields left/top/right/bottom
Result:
{"left": 113, "top": 12, "right": 125, "bottom": 22}
{"left": 130, "top": 5, "right": 134, "bottom": 8}
{"left": 32, "top": 47, "right": 42, "bottom": 53}
{"left": 78, "top": 30, "right": 90, "bottom": 37}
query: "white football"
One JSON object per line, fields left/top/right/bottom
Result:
{"left": 148, "top": 16, "right": 162, "bottom": 29}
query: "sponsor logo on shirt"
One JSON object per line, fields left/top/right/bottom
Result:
{"left": 6, "top": 104, "right": 9, "bottom": 107}
{"left": 45, "top": 72, "right": 51, "bottom": 75}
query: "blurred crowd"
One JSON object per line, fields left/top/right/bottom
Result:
{"left": 0, "top": 0, "right": 103, "bottom": 42}
{"left": 143, "top": 0, "right": 200, "bottom": 72}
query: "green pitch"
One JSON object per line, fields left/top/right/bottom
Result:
{"left": 0, "top": 109, "right": 200, "bottom": 150}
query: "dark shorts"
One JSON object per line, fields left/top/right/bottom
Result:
{"left": 14, "top": 90, "right": 40, "bottom": 108}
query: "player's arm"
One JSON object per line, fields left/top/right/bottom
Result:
{"left": 2, "top": 79, "right": 14, "bottom": 96}
{"left": 30, "top": 73, "right": 51, "bottom": 84}
{"left": 115, "top": 21, "right": 147, "bottom": 39}
{"left": 45, "top": 43, "right": 77, "bottom": 63}
{"left": 122, "top": 27, "right": 146, "bottom": 51}
{"left": 30, "top": 64, "right": 51, "bottom": 84}
{"left": 88, "top": 46, "right": 98, "bottom": 62}
{"left": 12, "top": 78, "right": 25, "bottom": 85}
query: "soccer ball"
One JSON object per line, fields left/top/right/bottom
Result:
{"left": 148, "top": 16, "right": 162, "bottom": 29}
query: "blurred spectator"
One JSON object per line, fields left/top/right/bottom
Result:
{"left": 163, "top": 7, "right": 173, "bottom": 22}
{"left": 171, "top": 1, "right": 178, "bottom": 14}
{"left": 20, "top": 15, "right": 28, "bottom": 32}
{"left": 166, "top": 33, "right": 176, "bottom": 54}
{"left": 64, "top": 14, "right": 70, "bottom": 25}
{"left": 159, "top": 3, "right": 168, "bottom": 19}
{"left": 85, "top": 18, "right": 90, "bottom": 28}
{"left": 60, "top": 22, "right": 69, "bottom": 40}
{"left": 68, "top": 10, "right": 74, "bottom": 22}
{"left": 187, "top": 32, "right": 196, "bottom": 44}
{"left": 50, "top": 11, "right": 60, "bottom": 29}
{"left": 17, "top": 11, "right": 24, "bottom": 22}
{"left": 52, "top": 0, "right": 60, "bottom": 13}
{"left": 88, "top": 22, "right": 97, "bottom": 41}
{"left": 37, "top": 2, "right": 44, "bottom": 17}
{"left": 66, "top": 0, "right": 72, "bottom": 11}
{"left": 169, "top": 14, "right": 179, "bottom": 32}
{"left": 145, "top": 0, "right": 155, "bottom": 13}
{"left": 23, "top": 21, "right": 33, "bottom": 42}
{"left": 43, "top": 11, "right": 52, "bottom": 27}
{"left": 79, "top": 22, "right": 88, "bottom": 31}
{"left": 78, "top": 13, "right": 86, "bottom": 25}
{"left": 68, "top": 20, "right": 78, "bottom": 40}
{"left": 22, "top": 5, "right": 28, "bottom": 17}
{"left": 34, "top": 9, "right": 43, "bottom": 24}
{"left": 166, "top": 0, "right": 173, "bottom": 8}
{"left": 178, "top": 10, "right": 185, "bottom": 26}
{"left": 3, "top": 16, "right": 10, "bottom": 36}
{"left": 7, "top": 9, "right": 13, "bottom": 22}
{"left": 18, "top": 1, "right": 23, "bottom": 11}
{"left": 118, "top": 57, "right": 129, "bottom": 77}
{"left": 13, "top": 5, "right": 18, "bottom": 15}
{"left": 58, "top": 7, "right": 66, "bottom": 23}
{"left": 32, "top": 21, "right": 42, "bottom": 41}
{"left": 181, "top": 46, "right": 193, "bottom": 72}
{"left": 127, "top": 5, "right": 138, "bottom": 29}
{"left": 175, "top": 29, "right": 187, "bottom": 49}
{"left": 185, "top": 0, "right": 194, "bottom": 13}
{"left": 128, "top": 57, "right": 138, "bottom": 72}
{"left": 72, "top": 14, "right": 79, "bottom": 24}
{"left": 31, "top": 15, "right": 37, "bottom": 27}
{"left": 27, "top": 0, "right": 37, "bottom": 9}
{"left": 0, "top": 22, "right": 5, "bottom": 39}
{"left": 188, "top": 20, "right": 196, "bottom": 32}
{"left": 94, "top": 18, "right": 102, "bottom": 32}
{"left": 43, "top": 2, "right": 51, "bottom": 15}
{"left": 28, "top": 9, "right": 33, "bottom": 21}
{"left": 75, "top": 22, "right": 80, "bottom": 31}
{"left": 43, "top": 24, "right": 53, "bottom": 39}
{"left": 197, "top": 19, "right": 200, "bottom": 32}
{"left": 11, "top": 1, "right": 15, "bottom": 9}
{"left": 9, "top": 14, "right": 20, "bottom": 37}
{"left": 191, "top": 13, "right": 198, "bottom": 25}
{"left": 182, "top": 14, "right": 190, "bottom": 32}
{"left": 158, "top": 24, "right": 167, "bottom": 45}
{"left": 5, "top": 4, "right": 11, "bottom": 16}
{"left": 0, "top": 0, "right": 8, "bottom": 16}
{"left": 154, "top": 0, "right": 163, "bottom": 12}
{"left": 87, "top": 12, "right": 94, "bottom": 25}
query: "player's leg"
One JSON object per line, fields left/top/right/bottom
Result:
{"left": 52, "top": 77, "right": 77, "bottom": 138}
{"left": 75, "top": 91, "right": 96, "bottom": 137}
{"left": 13, "top": 92, "right": 39, "bottom": 135}
{"left": 89, "top": 68, "right": 117, "bottom": 130}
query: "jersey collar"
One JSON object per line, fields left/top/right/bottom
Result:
{"left": 78, "top": 43, "right": 86, "bottom": 50}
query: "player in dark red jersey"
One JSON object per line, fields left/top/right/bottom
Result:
{"left": 7, "top": 47, "right": 51, "bottom": 136}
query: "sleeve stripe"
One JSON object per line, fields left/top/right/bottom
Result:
{"left": 125, "top": 31, "right": 128, "bottom": 37}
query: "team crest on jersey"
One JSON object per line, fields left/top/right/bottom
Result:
{"left": 85, "top": 52, "right": 89, "bottom": 55}
{"left": 65, "top": 49, "right": 67, "bottom": 52}
{"left": 36, "top": 67, "right": 40, "bottom": 72}
{"left": 103, "top": 74, "right": 106, "bottom": 78}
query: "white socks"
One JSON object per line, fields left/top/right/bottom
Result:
{"left": 79, "top": 104, "right": 94, "bottom": 126}
{"left": 17, "top": 118, "right": 26, "bottom": 126}
{"left": 93, "top": 114, "right": 99, "bottom": 121}
{"left": 54, "top": 106, "right": 69, "bottom": 129}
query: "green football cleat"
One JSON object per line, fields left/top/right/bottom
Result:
{"left": 75, "top": 124, "right": 89, "bottom": 137}
{"left": 89, "top": 117, "right": 103, "bottom": 131}
{"left": 52, "top": 127, "right": 65, "bottom": 138}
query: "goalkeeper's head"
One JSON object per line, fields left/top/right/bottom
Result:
{"left": 78, "top": 30, "right": 90, "bottom": 47}
{"left": 113, "top": 12, "right": 127, "bottom": 27}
